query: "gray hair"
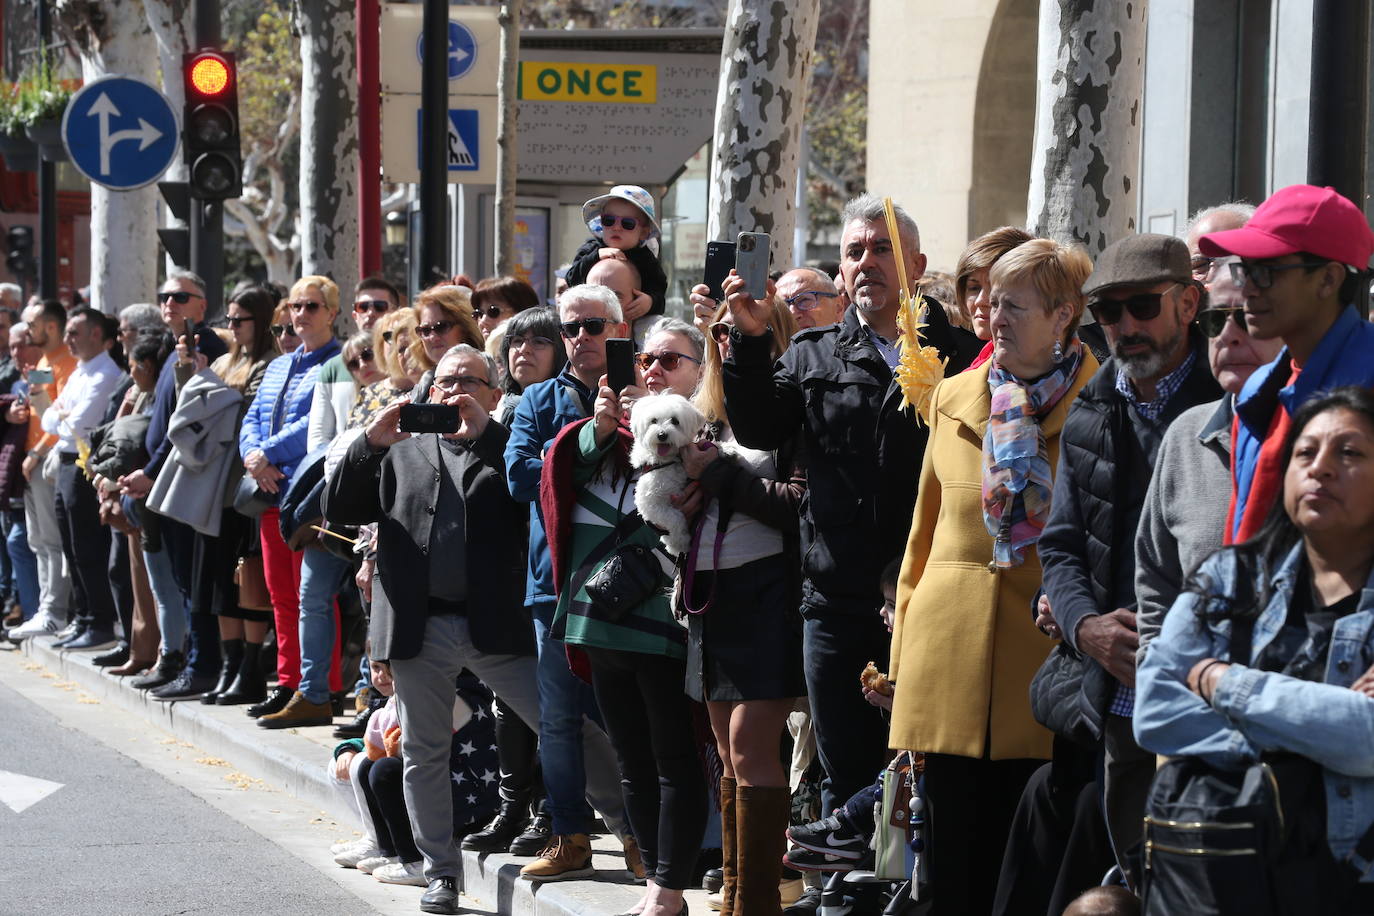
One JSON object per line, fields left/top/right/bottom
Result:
{"left": 841, "top": 193, "right": 921, "bottom": 252}
{"left": 784, "top": 266, "right": 839, "bottom": 293}
{"left": 165, "top": 269, "right": 207, "bottom": 296}
{"left": 438, "top": 343, "right": 500, "bottom": 388}
{"left": 119, "top": 303, "right": 163, "bottom": 332}
{"left": 558, "top": 283, "right": 623, "bottom": 324}
{"left": 643, "top": 316, "right": 707, "bottom": 363}
{"left": 0, "top": 282, "right": 20, "bottom": 303}
{"left": 1183, "top": 202, "right": 1256, "bottom": 243}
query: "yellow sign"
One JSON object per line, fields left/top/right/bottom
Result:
{"left": 519, "top": 62, "right": 657, "bottom": 104}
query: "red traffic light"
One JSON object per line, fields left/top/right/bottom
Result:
{"left": 189, "top": 54, "right": 231, "bottom": 97}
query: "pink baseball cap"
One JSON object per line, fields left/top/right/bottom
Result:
{"left": 1198, "top": 184, "right": 1374, "bottom": 269}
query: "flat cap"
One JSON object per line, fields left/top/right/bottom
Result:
{"left": 1082, "top": 233, "right": 1191, "bottom": 297}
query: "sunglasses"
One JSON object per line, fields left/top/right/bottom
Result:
{"left": 475, "top": 304, "right": 510, "bottom": 320}
{"left": 289, "top": 300, "right": 324, "bottom": 313}
{"left": 634, "top": 350, "right": 701, "bottom": 372}
{"left": 508, "top": 333, "right": 554, "bottom": 349}
{"left": 599, "top": 213, "right": 639, "bottom": 231}
{"left": 784, "top": 290, "right": 840, "bottom": 312}
{"left": 345, "top": 348, "right": 376, "bottom": 371}
{"left": 353, "top": 299, "right": 391, "bottom": 314}
{"left": 433, "top": 374, "right": 491, "bottom": 394}
{"left": 416, "top": 320, "right": 454, "bottom": 338}
{"left": 1190, "top": 255, "right": 1216, "bottom": 277}
{"left": 1198, "top": 307, "right": 1248, "bottom": 338}
{"left": 225, "top": 315, "right": 254, "bottom": 328}
{"left": 1228, "top": 259, "right": 1329, "bottom": 290}
{"left": 1086, "top": 285, "right": 1180, "bottom": 325}
{"left": 270, "top": 324, "right": 295, "bottom": 337}
{"left": 560, "top": 318, "right": 611, "bottom": 338}
{"left": 708, "top": 322, "right": 732, "bottom": 343}
{"left": 161, "top": 290, "right": 203, "bottom": 304}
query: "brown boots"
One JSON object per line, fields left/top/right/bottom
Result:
{"left": 718, "top": 779, "right": 790, "bottom": 916}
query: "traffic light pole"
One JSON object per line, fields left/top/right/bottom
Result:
{"left": 419, "top": 0, "right": 450, "bottom": 287}
{"left": 193, "top": 0, "right": 224, "bottom": 319}
{"left": 36, "top": 0, "right": 56, "bottom": 300}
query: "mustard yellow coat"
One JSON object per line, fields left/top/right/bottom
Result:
{"left": 887, "top": 352, "right": 1098, "bottom": 760}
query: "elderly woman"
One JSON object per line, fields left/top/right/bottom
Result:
{"left": 239, "top": 275, "right": 343, "bottom": 724}
{"left": 888, "top": 239, "right": 1099, "bottom": 913}
{"left": 1136, "top": 387, "right": 1374, "bottom": 914}
{"left": 472, "top": 276, "right": 540, "bottom": 341}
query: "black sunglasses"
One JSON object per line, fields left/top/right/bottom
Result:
{"left": 560, "top": 318, "right": 610, "bottom": 338}
{"left": 289, "top": 300, "right": 323, "bottom": 313}
{"left": 353, "top": 299, "right": 391, "bottom": 314}
{"left": 1087, "top": 285, "right": 1180, "bottom": 326}
{"left": 599, "top": 213, "right": 639, "bottom": 231}
{"left": 416, "top": 320, "right": 454, "bottom": 338}
{"left": 475, "top": 304, "right": 509, "bottom": 320}
{"left": 225, "top": 315, "right": 254, "bottom": 328}
{"left": 634, "top": 350, "right": 701, "bottom": 372}
{"left": 1228, "top": 259, "right": 1330, "bottom": 290}
{"left": 270, "top": 324, "right": 294, "bottom": 337}
{"left": 161, "top": 290, "right": 203, "bottom": 304}
{"left": 1198, "top": 307, "right": 1248, "bottom": 338}
{"left": 345, "top": 348, "right": 375, "bottom": 370}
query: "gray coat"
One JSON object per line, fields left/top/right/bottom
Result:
{"left": 146, "top": 369, "right": 244, "bottom": 537}
{"left": 1134, "top": 395, "right": 1234, "bottom": 661}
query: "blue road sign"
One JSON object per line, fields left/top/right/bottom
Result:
{"left": 62, "top": 76, "right": 179, "bottom": 191}
{"left": 415, "top": 20, "right": 478, "bottom": 80}
{"left": 416, "top": 109, "right": 481, "bottom": 172}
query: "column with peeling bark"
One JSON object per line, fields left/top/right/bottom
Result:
{"left": 1026, "top": 0, "right": 1148, "bottom": 253}
{"left": 707, "top": 0, "right": 820, "bottom": 268}
{"left": 296, "top": 0, "right": 359, "bottom": 288}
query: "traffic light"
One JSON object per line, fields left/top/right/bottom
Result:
{"left": 157, "top": 181, "right": 191, "bottom": 269}
{"left": 182, "top": 50, "right": 241, "bottom": 200}
{"left": 5, "top": 226, "right": 35, "bottom": 280}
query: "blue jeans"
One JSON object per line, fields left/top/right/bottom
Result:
{"left": 144, "top": 545, "right": 189, "bottom": 655}
{"left": 298, "top": 548, "right": 349, "bottom": 704}
{"left": 4, "top": 508, "right": 37, "bottom": 621}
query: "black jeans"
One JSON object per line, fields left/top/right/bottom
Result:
{"left": 358, "top": 755, "right": 421, "bottom": 863}
{"left": 493, "top": 695, "right": 543, "bottom": 808}
{"left": 801, "top": 605, "right": 893, "bottom": 815}
{"left": 109, "top": 526, "right": 133, "bottom": 642}
{"left": 584, "top": 645, "right": 707, "bottom": 890}
{"left": 55, "top": 455, "right": 116, "bottom": 631}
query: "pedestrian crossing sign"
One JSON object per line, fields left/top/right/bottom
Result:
{"left": 383, "top": 93, "right": 496, "bottom": 184}
{"left": 415, "top": 109, "right": 480, "bottom": 172}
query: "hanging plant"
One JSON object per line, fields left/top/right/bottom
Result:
{"left": 0, "top": 82, "right": 23, "bottom": 136}
{"left": 15, "top": 51, "right": 80, "bottom": 128}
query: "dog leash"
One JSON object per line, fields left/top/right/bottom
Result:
{"left": 679, "top": 497, "right": 729, "bottom": 615}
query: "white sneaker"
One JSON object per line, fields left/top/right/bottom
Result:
{"left": 8, "top": 613, "right": 59, "bottom": 640}
{"left": 52, "top": 620, "right": 80, "bottom": 641}
{"left": 335, "top": 842, "right": 383, "bottom": 868}
{"left": 356, "top": 854, "right": 398, "bottom": 875}
{"left": 372, "top": 860, "right": 428, "bottom": 887}
{"left": 331, "top": 836, "right": 367, "bottom": 855}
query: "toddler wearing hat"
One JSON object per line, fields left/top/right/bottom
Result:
{"left": 565, "top": 184, "right": 668, "bottom": 318}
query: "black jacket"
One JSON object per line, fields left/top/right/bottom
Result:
{"left": 322, "top": 422, "right": 532, "bottom": 662}
{"left": 1039, "top": 330, "right": 1222, "bottom": 738}
{"left": 565, "top": 237, "right": 667, "bottom": 316}
{"left": 721, "top": 302, "right": 970, "bottom": 614}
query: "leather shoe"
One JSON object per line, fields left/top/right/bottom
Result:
{"left": 63, "top": 629, "right": 119, "bottom": 651}
{"left": 509, "top": 806, "right": 552, "bottom": 856}
{"left": 332, "top": 704, "right": 374, "bottom": 740}
{"left": 419, "top": 876, "right": 460, "bottom": 914}
{"left": 92, "top": 643, "right": 130, "bottom": 667}
{"left": 131, "top": 650, "right": 186, "bottom": 690}
{"left": 108, "top": 656, "right": 154, "bottom": 677}
{"left": 257, "top": 691, "right": 333, "bottom": 729}
{"left": 462, "top": 803, "right": 530, "bottom": 853}
{"left": 246, "top": 685, "right": 293, "bottom": 718}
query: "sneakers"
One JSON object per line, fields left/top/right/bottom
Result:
{"left": 331, "top": 836, "right": 367, "bottom": 855}
{"left": 334, "top": 841, "right": 383, "bottom": 868}
{"left": 257, "top": 691, "right": 333, "bottom": 729}
{"left": 519, "top": 833, "right": 594, "bottom": 881}
{"left": 373, "top": 860, "right": 428, "bottom": 887}
{"left": 783, "top": 884, "right": 823, "bottom": 915}
{"left": 356, "top": 854, "right": 398, "bottom": 875}
{"left": 783, "top": 845, "right": 873, "bottom": 873}
{"left": 786, "top": 813, "right": 866, "bottom": 860}
{"left": 7, "top": 612, "right": 61, "bottom": 642}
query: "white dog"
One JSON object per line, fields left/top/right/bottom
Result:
{"left": 629, "top": 393, "right": 707, "bottom": 558}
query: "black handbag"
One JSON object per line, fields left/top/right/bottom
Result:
{"left": 232, "top": 475, "right": 276, "bottom": 518}
{"left": 579, "top": 479, "right": 663, "bottom": 622}
{"left": 1029, "top": 641, "right": 1098, "bottom": 748}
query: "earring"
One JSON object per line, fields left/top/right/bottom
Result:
{"left": 1052, "top": 339, "right": 1064, "bottom": 363}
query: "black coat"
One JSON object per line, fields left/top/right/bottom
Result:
{"left": 565, "top": 237, "right": 667, "bottom": 316}
{"left": 1039, "top": 330, "right": 1223, "bottom": 738}
{"left": 322, "top": 422, "right": 532, "bottom": 662}
{"left": 721, "top": 302, "right": 970, "bottom": 614}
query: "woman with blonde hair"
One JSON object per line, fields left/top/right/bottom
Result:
{"left": 887, "top": 238, "right": 1099, "bottom": 913}
{"left": 410, "top": 284, "right": 483, "bottom": 374}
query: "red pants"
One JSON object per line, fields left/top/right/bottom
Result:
{"left": 259, "top": 507, "right": 342, "bottom": 692}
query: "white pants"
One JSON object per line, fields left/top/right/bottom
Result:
{"left": 24, "top": 458, "right": 69, "bottom": 623}
{"left": 327, "top": 750, "right": 378, "bottom": 848}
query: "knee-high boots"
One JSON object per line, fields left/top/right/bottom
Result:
{"left": 735, "top": 784, "right": 790, "bottom": 916}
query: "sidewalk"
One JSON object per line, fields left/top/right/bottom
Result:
{"left": 17, "top": 634, "right": 707, "bottom": 916}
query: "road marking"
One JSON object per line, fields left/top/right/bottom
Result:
{"left": 0, "top": 768, "right": 63, "bottom": 813}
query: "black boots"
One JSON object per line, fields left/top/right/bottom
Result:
{"left": 462, "top": 800, "right": 532, "bottom": 853}
{"left": 202, "top": 639, "right": 243, "bottom": 704}
{"left": 219, "top": 641, "right": 268, "bottom": 706}
{"left": 130, "top": 649, "right": 186, "bottom": 690}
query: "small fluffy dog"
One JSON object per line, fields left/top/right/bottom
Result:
{"left": 629, "top": 393, "right": 708, "bottom": 558}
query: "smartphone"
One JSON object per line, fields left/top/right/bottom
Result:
{"left": 735, "top": 231, "right": 771, "bottom": 300}
{"left": 28, "top": 367, "right": 53, "bottom": 386}
{"left": 398, "top": 403, "right": 460, "bottom": 434}
{"left": 605, "top": 338, "right": 635, "bottom": 394}
{"left": 703, "top": 240, "right": 737, "bottom": 302}
{"left": 183, "top": 318, "right": 196, "bottom": 354}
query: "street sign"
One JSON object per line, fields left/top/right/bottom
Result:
{"left": 518, "top": 62, "right": 658, "bottom": 104}
{"left": 62, "top": 76, "right": 180, "bottom": 191}
{"left": 381, "top": 93, "right": 497, "bottom": 184}
{"left": 380, "top": 4, "right": 500, "bottom": 96}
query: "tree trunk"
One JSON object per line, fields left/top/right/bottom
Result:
{"left": 296, "top": 0, "right": 359, "bottom": 286}
{"left": 707, "top": 0, "right": 820, "bottom": 268}
{"left": 1026, "top": 0, "right": 1148, "bottom": 253}
{"left": 54, "top": 0, "right": 160, "bottom": 315}
{"left": 495, "top": 0, "right": 521, "bottom": 277}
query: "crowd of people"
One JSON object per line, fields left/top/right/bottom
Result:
{"left": 6, "top": 179, "right": 1374, "bottom": 916}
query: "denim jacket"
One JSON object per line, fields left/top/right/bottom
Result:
{"left": 1135, "top": 543, "right": 1374, "bottom": 879}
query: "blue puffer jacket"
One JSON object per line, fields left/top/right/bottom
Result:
{"left": 239, "top": 341, "right": 341, "bottom": 482}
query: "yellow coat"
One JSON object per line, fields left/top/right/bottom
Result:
{"left": 887, "top": 352, "right": 1098, "bottom": 760}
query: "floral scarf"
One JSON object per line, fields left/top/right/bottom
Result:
{"left": 982, "top": 338, "right": 1084, "bottom": 568}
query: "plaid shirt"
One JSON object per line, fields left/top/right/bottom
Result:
{"left": 1107, "top": 348, "right": 1198, "bottom": 717}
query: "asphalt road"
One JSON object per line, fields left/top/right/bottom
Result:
{"left": 0, "top": 657, "right": 407, "bottom": 916}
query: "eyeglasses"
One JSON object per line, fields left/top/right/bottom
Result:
{"left": 433, "top": 374, "right": 491, "bottom": 394}
{"left": 508, "top": 333, "right": 554, "bottom": 349}
{"left": 1228, "top": 259, "right": 1330, "bottom": 290}
{"left": 784, "top": 290, "right": 840, "bottom": 312}
{"left": 475, "top": 304, "right": 510, "bottom": 320}
{"left": 560, "top": 318, "right": 610, "bottom": 338}
{"left": 599, "top": 213, "right": 639, "bottom": 231}
{"left": 708, "top": 322, "right": 732, "bottom": 343}
{"left": 345, "top": 348, "right": 376, "bottom": 371}
{"left": 634, "top": 350, "right": 701, "bottom": 372}
{"left": 161, "top": 290, "right": 203, "bottom": 304}
{"left": 1198, "top": 307, "right": 1249, "bottom": 338}
{"left": 416, "top": 320, "right": 455, "bottom": 338}
{"left": 353, "top": 299, "right": 391, "bottom": 314}
{"left": 270, "top": 324, "right": 294, "bottom": 337}
{"left": 225, "top": 315, "right": 254, "bottom": 328}
{"left": 289, "top": 300, "right": 323, "bottom": 313}
{"left": 1086, "top": 284, "right": 1181, "bottom": 325}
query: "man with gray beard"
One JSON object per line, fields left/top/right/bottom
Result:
{"left": 1038, "top": 233, "right": 1222, "bottom": 886}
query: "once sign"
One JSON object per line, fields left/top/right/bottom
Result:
{"left": 518, "top": 62, "right": 657, "bottom": 104}
{"left": 62, "top": 76, "right": 180, "bottom": 191}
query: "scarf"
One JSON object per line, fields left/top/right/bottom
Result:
{"left": 982, "top": 338, "right": 1084, "bottom": 568}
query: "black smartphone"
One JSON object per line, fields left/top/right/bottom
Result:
{"left": 183, "top": 318, "right": 196, "bottom": 353}
{"left": 605, "top": 338, "right": 635, "bottom": 394}
{"left": 735, "top": 231, "right": 771, "bottom": 300}
{"left": 703, "top": 240, "right": 737, "bottom": 302}
{"left": 398, "top": 403, "right": 460, "bottom": 434}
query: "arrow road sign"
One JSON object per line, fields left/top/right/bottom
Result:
{"left": 416, "top": 20, "right": 478, "bottom": 80}
{"left": 63, "top": 76, "right": 180, "bottom": 191}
